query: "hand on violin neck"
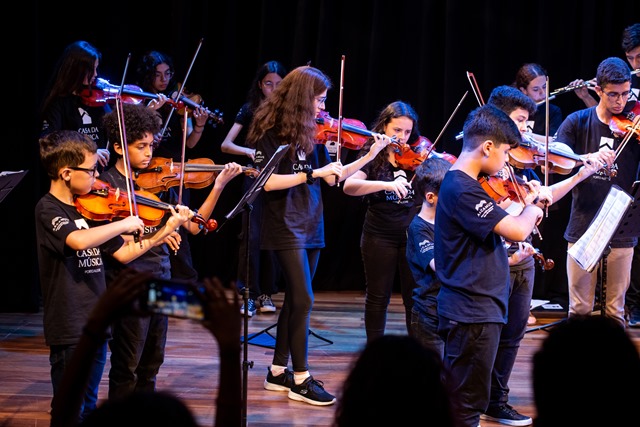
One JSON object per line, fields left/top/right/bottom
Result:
{"left": 367, "top": 133, "right": 393, "bottom": 159}
{"left": 147, "top": 94, "right": 168, "bottom": 110}
{"left": 166, "top": 204, "right": 193, "bottom": 230}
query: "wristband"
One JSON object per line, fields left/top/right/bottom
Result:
{"left": 305, "top": 169, "right": 315, "bottom": 185}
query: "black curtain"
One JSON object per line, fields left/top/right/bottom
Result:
{"left": 3, "top": 0, "right": 637, "bottom": 311}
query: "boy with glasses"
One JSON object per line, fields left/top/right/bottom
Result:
{"left": 35, "top": 130, "right": 191, "bottom": 423}
{"left": 556, "top": 57, "right": 639, "bottom": 327}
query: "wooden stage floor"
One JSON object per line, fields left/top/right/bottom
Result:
{"left": 1, "top": 291, "right": 639, "bottom": 426}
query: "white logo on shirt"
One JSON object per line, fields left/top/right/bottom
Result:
{"left": 51, "top": 216, "right": 69, "bottom": 232}
{"left": 78, "top": 107, "right": 93, "bottom": 125}
{"left": 475, "top": 199, "right": 494, "bottom": 218}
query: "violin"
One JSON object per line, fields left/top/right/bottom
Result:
{"left": 509, "top": 133, "right": 586, "bottom": 175}
{"left": 170, "top": 83, "right": 224, "bottom": 127}
{"left": 315, "top": 110, "right": 372, "bottom": 150}
{"left": 134, "top": 157, "right": 257, "bottom": 194}
{"left": 392, "top": 136, "right": 457, "bottom": 171}
{"left": 478, "top": 168, "right": 533, "bottom": 204}
{"left": 74, "top": 180, "right": 217, "bottom": 232}
{"left": 533, "top": 249, "right": 555, "bottom": 271}
{"left": 80, "top": 78, "right": 183, "bottom": 109}
{"left": 610, "top": 100, "right": 640, "bottom": 140}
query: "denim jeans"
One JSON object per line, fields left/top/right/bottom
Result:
{"left": 50, "top": 340, "right": 107, "bottom": 421}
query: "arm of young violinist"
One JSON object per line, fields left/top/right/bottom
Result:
{"left": 185, "top": 106, "right": 209, "bottom": 149}
{"left": 111, "top": 204, "right": 193, "bottom": 263}
{"left": 339, "top": 134, "right": 394, "bottom": 184}
{"left": 65, "top": 216, "right": 145, "bottom": 251}
{"left": 508, "top": 242, "right": 536, "bottom": 266}
{"left": 220, "top": 123, "right": 256, "bottom": 161}
{"left": 541, "top": 158, "right": 601, "bottom": 204}
{"left": 494, "top": 204, "right": 544, "bottom": 242}
{"left": 182, "top": 162, "right": 244, "bottom": 235}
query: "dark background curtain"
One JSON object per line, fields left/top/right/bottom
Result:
{"left": 3, "top": 0, "right": 637, "bottom": 311}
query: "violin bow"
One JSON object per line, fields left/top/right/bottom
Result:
{"left": 169, "top": 38, "right": 205, "bottom": 205}
{"left": 159, "top": 37, "right": 204, "bottom": 142}
{"left": 543, "top": 76, "right": 550, "bottom": 217}
{"left": 335, "top": 55, "right": 346, "bottom": 187}
{"left": 424, "top": 90, "right": 468, "bottom": 160}
{"left": 505, "top": 162, "right": 543, "bottom": 240}
{"left": 466, "top": 72, "right": 485, "bottom": 106}
{"left": 115, "top": 54, "right": 142, "bottom": 246}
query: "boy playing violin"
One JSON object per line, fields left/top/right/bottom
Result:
{"left": 556, "top": 57, "right": 639, "bottom": 328}
{"left": 99, "top": 103, "right": 243, "bottom": 400}
{"left": 434, "top": 104, "right": 543, "bottom": 427}
{"left": 35, "top": 130, "right": 192, "bottom": 423}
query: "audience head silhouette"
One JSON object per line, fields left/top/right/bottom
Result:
{"left": 333, "top": 334, "right": 457, "bottom": 427}
{"left": 533, "top": 315, "right": 640, "bottom": 426}
{"left": 78, "top": 391, "right": 199, "bottom": 427}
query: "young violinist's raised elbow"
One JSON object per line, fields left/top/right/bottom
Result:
{"left": 494, "top": 205, "right": 543, "bottom": 242}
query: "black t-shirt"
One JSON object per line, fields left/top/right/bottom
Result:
{"left": 406, "top": 215, "right": 439, "bottom": 319}
{"left": 556, "top": 107, "right": 640, "bottom": 248}
{"left": 41, "top": 95, "right": 110, "bottom": 150}
{"left": 35, "top": 193, "right": 122, "bottom": 346}
{"left": 255, "top": 134, "right": 331, "bottom": 250}
{"left": 529, "top": 102, "right": 563, "bottom": 137}
{"left": 99, "top": 168, "right": 176, "bottom": 280}
{"left": 359, "top": 161, "right": 419, "bottom": 239}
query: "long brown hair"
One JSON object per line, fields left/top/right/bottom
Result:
{"left": 246, "top": 65, "right": 332, "bottom": 159}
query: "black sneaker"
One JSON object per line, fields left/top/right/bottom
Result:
{"left": 263, "top": 368, "right": 294, "bottom": 392}
{"left": 287, "top": 376, "right": 336, "bottom": 406}
{"left": 481, "top": 404, "right": 532, "bottom": 426}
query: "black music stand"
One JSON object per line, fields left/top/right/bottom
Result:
{"left": 220, "top": 144, "right": 288, "bottom": 427}
{"left": 0, "top": 170, "right": 27, "bottom": 204}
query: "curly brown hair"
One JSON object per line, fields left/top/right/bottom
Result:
{"left": 246, "top": 65, "right": 332, "bottom": 159}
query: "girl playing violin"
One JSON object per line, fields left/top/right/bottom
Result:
{"left": 220, "top": 60, "right": 289, "bottom": 317}
{"left": 343, "top": 101, "right": 422, "bottom": 342}
{"left": 40, "top": 41, "right": 112, "bottom": 169}
{"left": 248, "top": 65, "right": 390, "bottom": 406}
{"left": 135, "top": 50, "right": 211, "bottom": 283}
{"left": 99, "top": 103, "right": 242, "bottom": 401}
{"left": 35, "top": 130, "right": 192, "bottom": 423}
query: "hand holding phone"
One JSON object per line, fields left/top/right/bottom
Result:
{"left": 142, "top": 278, "right": 205, "bottom": 320}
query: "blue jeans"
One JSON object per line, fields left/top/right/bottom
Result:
{"left": 50, "top": 341, "right": 107, "bottom": 421}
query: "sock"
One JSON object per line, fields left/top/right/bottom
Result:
{"left": 294, "top": 371, "right": 310, "bottom": 385}
{"left": 270, "top": 364, "right": 286, "bottom": 376}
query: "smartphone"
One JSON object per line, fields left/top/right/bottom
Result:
{"left": 142, "top": 278, "right": 205, "bottom": 320}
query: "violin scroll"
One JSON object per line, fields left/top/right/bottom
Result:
{"left": 533, "top": 250, "right": 554, "bottom": 271}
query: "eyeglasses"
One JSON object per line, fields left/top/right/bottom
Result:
{"left": 600, "top": 89, "right": 631, "bottom": 101}
{"left": 315, "top": 96, "right": 327, "bottom": 104}
{"left": 154, "top": 71, "right": 174, "bottom": 80}
{"left": 69, "top": 165, "right": 98, "bottom": 177}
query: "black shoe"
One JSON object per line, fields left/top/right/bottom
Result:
{"left": 287, "top": 376, "right": 336, "bottom": 406}
{"left": 481, "top": 403, "right": 532, "bottom": 426}
{"left": 263, "top": 368, "right": 294, "bottom": 392}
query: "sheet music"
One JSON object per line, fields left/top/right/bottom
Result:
{"left": 568, "top": 185, "right": 633, "bottom": 272}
